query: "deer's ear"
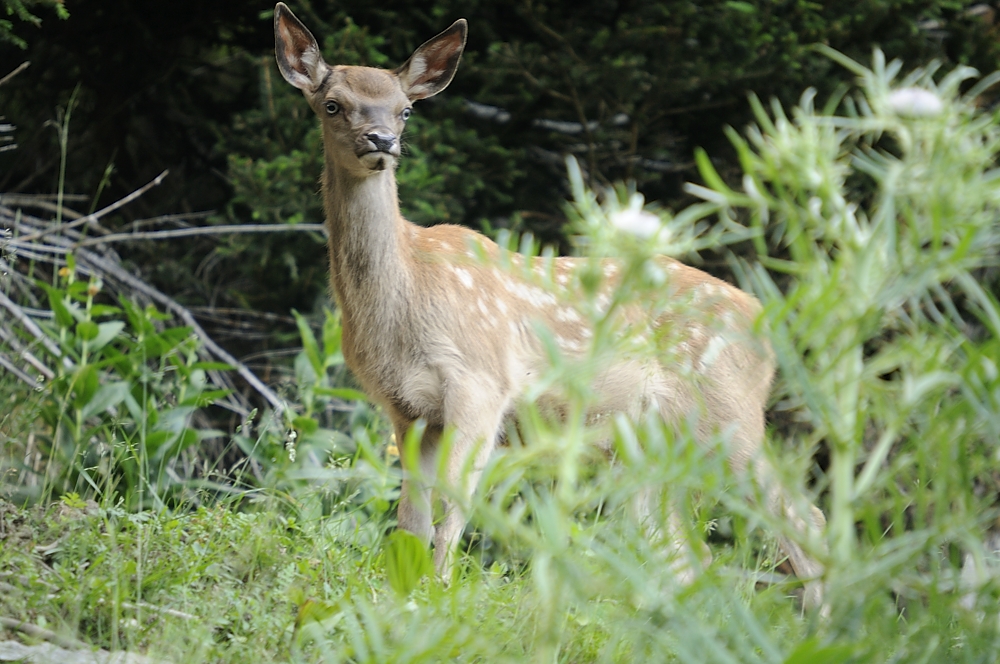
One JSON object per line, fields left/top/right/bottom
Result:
{"left": 395, "top": 19, "right": 467, "bottom": 101}
{"left": 274, "top": 2, "right": 327, "bottom": 91}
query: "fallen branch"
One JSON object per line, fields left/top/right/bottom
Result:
{"left": 0, "top": 351, "right": 37, "bottom": 387}
{"left": 0, "top": 289, "right": 67, "bottom": 365}
{"left": 120, "top": 602, "right": 195, "bottom": 621}
{"left": 0, "top": 325, "right": 56, "bottom": 379}
{"left": 75, "top": 223, "right": 326, "bottom": 247}
{"left": 0, "top": 616, "right": 88, "bottom": 650}
{"left": 114, "top": 210, "right": 214, "bottom": 233}
{"left": 0, "top": 62, "right": 29, "bottom": 88}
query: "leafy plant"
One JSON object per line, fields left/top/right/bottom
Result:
{"left": 2, "top": 255, "right": 232, "bottom": 507}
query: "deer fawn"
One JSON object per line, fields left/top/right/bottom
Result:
{"left": 274, "top": 3, "right": 827, "bottom": 608}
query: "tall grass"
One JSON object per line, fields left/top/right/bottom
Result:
{"left": 2, "top": 49, "right": 1000, "bottom": 662}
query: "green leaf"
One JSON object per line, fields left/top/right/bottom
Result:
{"left": 384, "top": 530, "right": 433, "bottom": 597}
{"left": 694, "top": 147, "right": 731, "bottom": 194}
{"left": 39, "top": 282, "right": 76, "bottom": 328}
{"left": 292, "top": 415, "right": 319, "bottom": 435}
{"left": 76, "top": 320, "right": 99, "bottom": 341}
{"left": 89, "top": 304, "right": 122, "bottom": 318}
{"left": 166, "top": 428, "right": 202, "bottom": 458}
{"left": 142, "top": 430, "right": 174, "bottom": 455}
{"left": 293, "top": 309, "right": 323, "bottom": 376}
{"left": 783, "top": 639, "right": 855, "bottom": 664}
{"left": 123, "top": 392, "right": 144, "bottom": 423}
{"left": 90, "top": 321, "right": 125, "bottom": 353}
{"left": 60, "top": 492, "right": 87, "bottom": 509}
{"left": 294, "top": 598, "right": 339, "bottom": 630}
{"left": 80, "top": 381, "right": 130, "bottom": 420}
{"left": 724, "top": 1, "right": 755, "bottom": 13}
{"left": 313, "top": 387, "right": 368, "bottom": 402}
{"left": 67, "top": 281, "right": 90, "bottom": 300}
{"left": 191, "top": 361, "right": 234, "bottom": 371}
{"left": 294, "top": 351, "right": 318, "bottom": 387}
{"left": 180, "top": 389, "right": 233, "bottom": 408}
{"left": 321, "top": 309, "right": 344, "bottom": 366}
{"left": 72, "top": 365, "right": 99, "bottom": 410}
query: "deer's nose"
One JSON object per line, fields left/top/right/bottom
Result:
{"left": 365, "top": 131, "right": 397, "bottom": 153}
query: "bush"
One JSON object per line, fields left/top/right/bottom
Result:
{"left": 0, "top": 259, "right": 232, "bottom": 507}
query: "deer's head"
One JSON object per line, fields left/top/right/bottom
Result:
{"left": 274, "top": 3, "right": 467, "bottom": 176}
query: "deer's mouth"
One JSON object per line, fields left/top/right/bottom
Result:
{"left": 358, "top": 150, "right": 397, "bottom": 172}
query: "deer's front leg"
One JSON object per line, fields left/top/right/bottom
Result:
{"left": 433, "top": 385, "right": 510, "bottom": 578}
{"left": 632, "top": 486, "right": 713, "bottom": 586}
{"left": 394, "top": 414, "right": 440, "bottom": 546}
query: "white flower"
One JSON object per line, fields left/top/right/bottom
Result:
{"left": 610, "top": 208, "right": 662, "bottom": 239}
{"left": 887, "top": 87, "right": 944, "bottom": 118}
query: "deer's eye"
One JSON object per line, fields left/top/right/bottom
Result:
{"left": 325, "top": 100, "right": 340, "bottom": 116}
{"left": 401, "top": 108, "right": 412, "bottom": 121}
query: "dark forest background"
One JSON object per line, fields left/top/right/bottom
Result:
{"left": 4, "top": 0, "right": 1000, "bottom": 388}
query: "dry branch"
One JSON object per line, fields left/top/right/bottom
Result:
{"left": 0, "top": 615, "right": 88, "bottom": 650}
{"left": 0, "top": 351, "right": 35, "bottom": 386}
{"left": 0, "top": 62, "right": 29, "bottom": 88}
{"left": 120, "top": 602, "right": 196, "bottom": 621}
{"left": 14, "top": 170, "right": 168, "bottom": 243}
{"left": 75, "top": 223, "right": 326, "bottom": 247}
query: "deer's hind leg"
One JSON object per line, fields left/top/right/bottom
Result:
{"left": 707, "top": 373, "right": 828, "bottom": 611}
{"left": 628, "top": 375, "right": 716, "bottom": 585}
{"left": 750, "top": 453, "right": 827, "bottom": 610}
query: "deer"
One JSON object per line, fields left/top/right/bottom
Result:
{"left": 273, "top": 2, "right": 828, "bottom": 610}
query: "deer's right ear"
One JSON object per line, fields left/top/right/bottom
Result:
{"left": 274, "top": 3, "right": 327, "bottom": 91}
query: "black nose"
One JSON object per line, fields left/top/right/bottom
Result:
{"left": 365, "top": 132, "right": 396, "bottom": 153}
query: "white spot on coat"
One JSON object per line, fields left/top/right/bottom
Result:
{"left": 453, "top": 266, "right": 474, "bottom": 289}
{"left": 698, "top": 335, "right": 729, "bottom": 372}
{"left": 555, "top": 307, "right": 582, "bottom": 324}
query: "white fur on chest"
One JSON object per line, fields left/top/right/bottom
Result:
{"left": 395, "top": 359, "right": 445, "bottom": 418}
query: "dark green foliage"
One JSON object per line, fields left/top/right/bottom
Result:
{"left": 0, "top": 0, "right": 66, "bottom": 49}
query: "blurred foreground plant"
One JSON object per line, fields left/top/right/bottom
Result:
{"left": 700, "top": 47, "right": 1000, "bottom": 614}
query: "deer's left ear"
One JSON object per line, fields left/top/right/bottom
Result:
{"left": 395, "top": 19, "right": 467, "bottom": 101}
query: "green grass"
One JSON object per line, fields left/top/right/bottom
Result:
{"left": 0, "top": 495, "right": 609, "bottom": 662}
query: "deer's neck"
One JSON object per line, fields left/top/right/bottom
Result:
{"left": 322, "top": 160, "right": 413, "bottom": 316}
